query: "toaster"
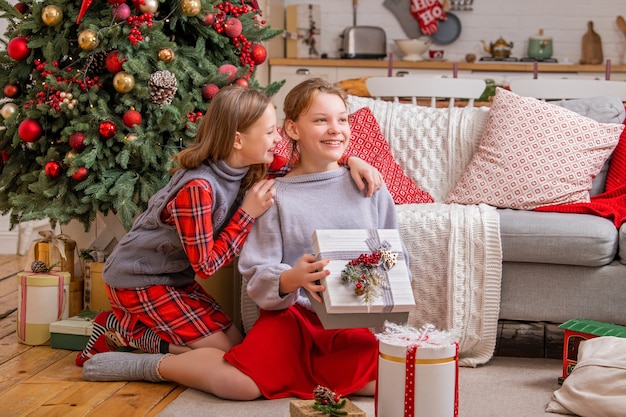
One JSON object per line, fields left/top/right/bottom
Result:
{"left": 340, "top": 26, "right": 387, "bottom": 59}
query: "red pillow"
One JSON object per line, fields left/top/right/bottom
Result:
{"left": 273, "top": 108, "right": 433, "bottom": 204}
{"left": 346, "top": 107, "right": 433, "bottom": 204}
{"left": 605, "top": 120, "right": 626, "bottom": 192}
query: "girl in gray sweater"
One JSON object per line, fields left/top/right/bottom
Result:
{"left": 82, "top": 78, "right": 402, "bottom": 401}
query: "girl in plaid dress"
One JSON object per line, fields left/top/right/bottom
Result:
{"left": 77, "top": 85, "right": 382, "bottom": 367}
{"left": 82, "top": 78, "right": 400, "bottom": 402}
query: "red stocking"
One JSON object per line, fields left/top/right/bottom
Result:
{"left": 410, "top": 0, "right": 447, "bottom": 35}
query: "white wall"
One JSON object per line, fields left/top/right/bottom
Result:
{"left": 285, "top": 0, "right": 626, "bottom": 64}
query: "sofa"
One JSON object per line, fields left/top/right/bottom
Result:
{"left": 343, "top": 89, "right": 626, "bottom": 342}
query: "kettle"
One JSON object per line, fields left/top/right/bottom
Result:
{"left": 481, "top": 37, "right": 514, "bottom": 58}
{"left": 528, "top": 29, "right": 553, "bottom": 60}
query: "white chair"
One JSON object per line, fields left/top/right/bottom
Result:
{"left": 365, "top": 76, "right": 487, "bottom": 108}
{"left": 508, "top": 78, "right": 626, "bottom": 101}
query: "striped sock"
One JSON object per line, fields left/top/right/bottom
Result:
{"left": 75, "top": 311, "right": 169, "bottom": 366}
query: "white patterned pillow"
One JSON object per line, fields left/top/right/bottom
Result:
{"left": 446, "top": 88, "right": 624, "bottom": 209}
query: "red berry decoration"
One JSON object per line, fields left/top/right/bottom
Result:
{"left": 123, "top": 109, "right": 142, "bottom": 127}
{"left": 3, "top": 84, "right": 20, "bottom": 98}
{"left": 233, "top": 78, "right": 249, "bottom": 88}
{"left": 7, "top": 36, "right": 31, "bottom": 61}
{"left": 250, "top": 43, "right": 267, "bottom": 65}
{"left": 99, "top": 121, "right": 117, "bottom": 138}
{"left": 18, "top": 118, "right": 43, "bottom": 142}
{"left": 71, "top": 166, "right": 89, "bottom": 181}
{"left": 224, "top": 17, "right": 242, "bottom": 38}
{"left": 202, "top": 84, "right": 219, "bottom": 100}
{"left": 218, "top": 64, "right": 238, "bottom": 81}
{"left": 44, "top": 161, "right": 62, "bottom": 179}
{"left": 69, "top": 132, "right": 86, "bottom": 151}
{"left": 105, "top": 50, "right": 126, "bottom": 74}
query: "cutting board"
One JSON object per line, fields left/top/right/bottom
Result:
{"left": 580, "top": 21, "right": 603, "bottom": 65}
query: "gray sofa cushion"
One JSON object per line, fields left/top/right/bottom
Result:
{"left": 499, "top": 208, "right": 618, "bottom": 267}
{"left": 550, "top": 96, "right": 626, "bottom": 196}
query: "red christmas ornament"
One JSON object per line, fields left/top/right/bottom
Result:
{"left": 45, "top": 161, "right": 62, "bottom": 179}
{"left": 224, "top": 17, "right": 243, "bottom": 38}
{"left": 18, "top": 118, "right": 43, "bottom": 142}
{"left": 233, "top": 78, "right": 249, "bottom": 88}
{"left": 3, "top": 83, "right": 20, "bottom": 98}
{"left": 200, "top": 13, "right": 214, "bottom": 26}
{"left": 107, "top": 0, "right": 126, "bottom": 4}
{"left": 105, "top": 50, "right": 126, "bottom": 74}
{"left": 71, "top": 166, "right": 89, "bottom": 181}
{"left": 76, "top": 0, "right": 93, "bottom": 23}
{"left": 218, "top": 64, "right": 238, "bottom": 81}
{"left": 113, "top": 3, "right": 131, "bottom": 21}
{"left": 7, "top": 36, "right": 31, "bottom": 61}
{"left": 123, "top": 109, "right": 142, "bottom": 127}
{"left": 69, "top": 132, "right": 86, "bottom": 151}
{"left": 202, "top": 84, "right": 219, "bottom": 100}
{"left": 250, "top": 43, "right": 267, "bottom": 65}
{"left": 14, "top": 3, "right": 28, "bottom": 14}
{"left": 1, "top": 149, "right": 10, "bottom": 162}
{"left": 99, "top": 121, "right": 117, "bottom": 138}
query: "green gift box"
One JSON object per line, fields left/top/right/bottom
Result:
{"left": 50, "top": 316, "right": 93, "bottom": 351}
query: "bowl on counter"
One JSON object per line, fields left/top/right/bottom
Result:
{"left": 395, "top": 37, "right": 432, "bottom": 61}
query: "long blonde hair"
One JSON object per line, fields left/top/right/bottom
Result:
{"left": 173, "top": 85, "right": 271, "bottom": 194}
{"left": 282, "top": 78, "right": 347, "bottom": 166}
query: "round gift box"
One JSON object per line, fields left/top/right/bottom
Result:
{"left": 377, "top": 340, "right": 457, "bottom": 417}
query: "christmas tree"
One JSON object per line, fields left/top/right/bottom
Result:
{"left": 0, "top": 0, "right": 284, "bottom": 230}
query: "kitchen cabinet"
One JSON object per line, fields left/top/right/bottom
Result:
{"left": 270, "top": 58, "right": 626, "bottom": 115}
{"left": 270, "top": 65, "right": 390, "bottom": 120}
{"left": 270, "top": 65, "right": 336, "bottom": 122}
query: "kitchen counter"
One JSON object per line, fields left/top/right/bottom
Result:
{"left": 270, "top": 58, "right": 626, "bottom": 74}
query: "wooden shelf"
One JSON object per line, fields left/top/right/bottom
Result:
{"left": 270, "top": 58, "right": 626, "bottom": 74}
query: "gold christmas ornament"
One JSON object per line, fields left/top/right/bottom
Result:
{"left": 113, "top": 71, "right": 135, "bottom": 93}
{"left": 158, "top": 48, "right": 175, "bottom": 62}
{"left": 0, "top": 102, "right": 19, "bottom": 119}
{"left": 180, "top": 0, "right": 201, "bottom": 16}
{"left": 125, "top": 133, "right": 138, "bottom": 142}
{"left": 138, "top": 0, "right": 158, "bottom": 14}
{"left": 42, "top": 5, "right": 63, "bottom": 27}
{"left": 78, "top": 29, "right": 99, "bottom": 51}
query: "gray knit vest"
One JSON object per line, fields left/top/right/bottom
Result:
{"left": 103, "top": 160, "right": 248, "bottom": 288}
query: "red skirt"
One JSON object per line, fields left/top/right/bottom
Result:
{"left": 223, "top": 304, "right": 378, "bottom": 399}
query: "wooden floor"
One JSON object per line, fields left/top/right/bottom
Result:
{"left": 0, "top": 254, "right": 185, "bottom": 416}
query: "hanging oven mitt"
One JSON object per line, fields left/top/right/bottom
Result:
{"left": 384, "top": 0, "right": 422, "bottom": 39}
{"left": 410, "top": 0, "right": 447, "bottom": 36}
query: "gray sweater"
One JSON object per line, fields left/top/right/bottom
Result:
{"left": 104, "top": 160, "right": 248, "bottom": 288}
{"left": 239, "top": 167, "right": 405, "bottom": 312}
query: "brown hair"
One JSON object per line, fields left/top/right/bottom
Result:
{"left": 282, "top": 78, "right": 347, "bottom": 166}
{"left": 173, "top": 85, "right": 272, "bottom": 194}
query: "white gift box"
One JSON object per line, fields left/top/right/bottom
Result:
{"left": 17, "top": 272, "right": 70, "bottom": 345}
{"left": 376, "top": 324, "right": 459, "bottom": 417}
{"left": 310, "top": 229, "right": 414, "bottom": 329}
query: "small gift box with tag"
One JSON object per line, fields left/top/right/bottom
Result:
{"left": 289, "top": 386, "right": 366, "bottom": 417}
{"left": 310, "top": 229, "right": 414, "bottom": 329}
{"left": 31, "top": 231, "right": 78, "bottom": 280}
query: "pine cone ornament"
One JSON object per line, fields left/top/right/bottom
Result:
{"left": 149, "top": 70, "right": 177, "bottom": 106}
{"left": 31, "top": 260, "right": 50, "bottom": 273}
{"left": 83, "top": 50, "right": 108, "bottom": 76}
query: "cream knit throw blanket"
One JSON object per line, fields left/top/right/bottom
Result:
{"left": 397, "top": 202, "right": 502, "bottom": 367}
{"left": 347, "top": 95, "right": 502, "bottom": 366}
